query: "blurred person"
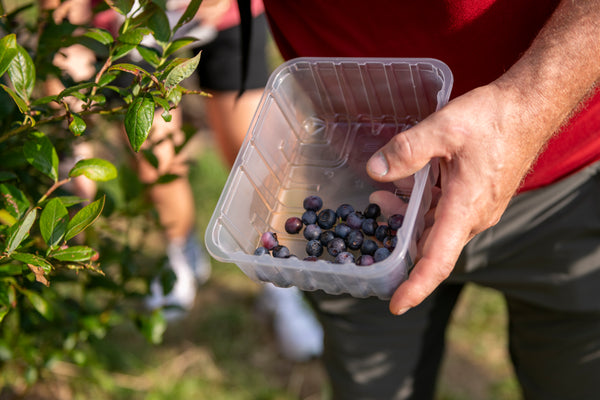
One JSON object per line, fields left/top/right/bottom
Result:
{"left": 257, "top": 1, "right": 600, "bottom": 399}
{"left": 45, "top": 0, "right": 323, "bottom": 361}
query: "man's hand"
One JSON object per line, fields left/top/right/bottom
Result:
{"left": 367, "top": 0, "right": 600, "bottom": 315}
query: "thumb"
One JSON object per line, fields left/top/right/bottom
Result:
{"left": 366, "top": 120, "right": 447, "bottom": 182}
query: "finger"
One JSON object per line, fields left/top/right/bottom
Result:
{"left": 388, "top": 197, "right": 471, "bottom": 315}
{"left": 366, "top": 119, "right": 449, "bottom": 182}
{"left": 369, "top": 190, "right": 409, "bottom": 217}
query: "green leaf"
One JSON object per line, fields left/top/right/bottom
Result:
{"left": 65, "top": 197, "right": 105, "bottom": 241}
{"left": 147, "top": 5, "right": 171, "bottom": 44}
{"left": 164, "top": 37, "right": 197, "bottom": 58}
{"left": 0, "top": 171, "right": 17, "bottom": 182}
{"left": 0, "top": 83, "right": 28, "bottom": 113}
{"left": 56, "top": 81, "right": 96, "bottom": 102}
{"left": 68, "top": 113, "right": 86, "bottom": 136}
{"left": 0, "top": 34, "right": 18, "bottom": 78}
{"left": 83, "top": 28, "right": 114, "bottom": 45}
{"left": 5, "top": 208, "right": 36, "bottom": 256}
{"left": 105, "top": 0, "right": 135, "bottom": 15}
{"left": 50, "top": 246, "right": 97, "bottom": 262}
{"left": 22, "top": 289, "right": 53, "bottom": 320}
{"left": 135, "top": 45, "right": 161, "bottom": 68}
{"left": 7, "top": 45, "right": 35, "bottom": 102}
{"left": 109, "top": 62, "right": 151, "bottom": 77}
{"left": 40, "top": 198, "right": 69, "bottom": 248}
{"left": 98, "top": 72, "right": 118, "bottom": 87}
{"left": 23, "top": 132, "right": 59, "bottom": 182}
{"left": 69, "top": 158, "right": 118, "bottom": 182}
{"left": 118, "top": 27, "right": 152, "bottom": 45}
{"left": 125, "top": 94, "right": 155, "bottom": 152}
{"left": 111, "top": 43, "right": 137, "bottom": 61}
{"left": 173, "top": 0, "right": 202, "bottom": 33}
{"left": 0, "top": 183, "right": 30, "bottom": 219}
{"left": 141, "top": 149, "right": 159, "bottom": 169}
{"left": 164, "top": 52, "right": 201, "bottom": 89}
{"left": 10, "top": 252, "right": 53, "bottom": 273}
{"left": 137, "top": 311, "right": 166, "bottom": 345}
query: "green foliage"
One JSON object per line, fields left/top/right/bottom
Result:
{"left": 0, "top": 0, "right": 206, "bottom": 389}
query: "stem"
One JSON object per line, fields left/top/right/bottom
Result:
{"left": 38, "top": 177, "right": 72, "bottom": 205}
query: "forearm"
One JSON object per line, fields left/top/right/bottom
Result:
{"left": 493, "top": 0, "right": 600, "bottom": 155}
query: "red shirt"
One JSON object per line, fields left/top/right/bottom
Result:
{"left": 263, "top": 0, "right": 600, "bottom": 192}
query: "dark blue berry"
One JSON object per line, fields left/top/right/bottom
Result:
{"left": 304, "top": 256, "right": 319, "bottom": 262}
{"left": 327, "top": 237, "right": 346, "bottom": 257}
{"left": 272, "top": 245, "right": 291, "bottom": 258}
{"left": 334, "top": 223, "right": 352, "bottom": 239}
{"left": 303, "top": 223, "right": 322, "bottom": 241}
{"left": 260, "top": 232, "right": 278, "bottom": 250}
{"left": 336, "top": 204, "right": 355, "bottom": 221}
{"left": 285, "top": 216, "right": 303, "bottom": 234}
{"left": 319, "top": 230, "right": 336, "bottom": 246}
{"left": 375, "top": 225, "right": 391, "bottom": 242}
{"left": 303, "top": 195, "right": 323, "bottom": 211}
{"left": 346, "top": 211, "right": 365, "bottom": 230}
{"left": 254, "top": 246, "right": 270, "bottom": 256}
{"left": 363, "top": 203, "right": 381, "bottom": 219}
{"left": 317, "top": 208, "right": 337, "bottom": 229}
{"left": 360, "top": 239, "right": 378, "bottom": 256}
{"left": 357, "top": 254, "right": 375, "bottom": 266}
{"left": 388, "top": 214, "right": 404, "bottom": 231}
{"left": 301, "top": 210, "right": 317, "bottom": 225}
{"left": 361, "top": 218, "right": 378, "bottom": 236}
{"left": 373, "top": 247, "right": 391, "bottom": 262}
{"left": 346, "top": 229, "right": 364, "bottom": 250}
{"left": 335, "top": 251, "right": 355, "bottom": 264}
{"left": 306, "top": 239, "right": 324, "bottom": 257}
{"left": 383, "top": 235, "right": 398, "bottom": 251}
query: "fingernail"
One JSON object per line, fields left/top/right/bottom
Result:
{"left": 395, "top": 307, "right": 410, "bottom": 316}
{"left": 368, "top": 151, "right": 389, "bottom": 177}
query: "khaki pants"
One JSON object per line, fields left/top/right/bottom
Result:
{"left": 306, "top": 161, "right": 600, "bottom": 400}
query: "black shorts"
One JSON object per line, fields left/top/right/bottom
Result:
{"left": 194, "top": 13, "right": 270, "bottom": 92}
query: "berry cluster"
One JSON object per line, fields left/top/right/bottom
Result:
{"left": 254, "top": 195, "right": 404, "bottom": 266}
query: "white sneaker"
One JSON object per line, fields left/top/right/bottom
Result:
{"left": 145, "top": 232, "right": 212, "bottom": 321}
{"left": 258, "top": 284, "right": 324, "bottom": 362}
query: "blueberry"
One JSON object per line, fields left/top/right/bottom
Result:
{"left": 334, "top": 223, "right": 352, "bottom": 239}
{"left": 304, "top": 256, "right": 319, "bottom": 262}
{"left": 260, "top": 231, "right": 278, "bottom": 250}
{"left": 306, "top": 239, "right": 324, "bottom": 257}
{"left": 327, "top": 237, "right": 346, "bottom": 257}
{"left": 302, "top": 210, "right": 317, "bottom": 225}
{"left": 336, "top": 203, "right": 354, "bottom": 221}
{"left": 303, "top": 195, "right": 323, "bottom": 211}
{"left": 375, "top": 225, "right": 391, "bottom": 242}
{"left": 363, "top": 203, "right": 381, "bottom": 219}
{"left": 285, "top": 216, "right": 303, "bottom": 234}
{"left": 346, "top": 229, "right": 364, "bottom": 250}
{"left": 357, "top": 254, "right": 375, "bottom": 266}
{"left": 272, "top": 245, "right": 291, "bottom": 258}
{"left": 360, "top": 239, "right": 378, "bottom": 256}
{"left": 254, "top": 246, "right": 270, "bottom": 256}
{"left": 383, "top": 235, "right": 398, "bottom": 251}
{"left": 373, "top": 247, "right": 391, "bottom": 262}
{"left": 346, "top": 211, "right": 365, "bottom": 230}
{"left": 319, "top": 230, "right": 336, "bottom": 246}
{"left": 335, "top": 251, "right": 355, "bottom": 264}
{"left": 303, "top": 223, "right": 322, "bottom": 241}
{"left": 317, "top": 208, "right": 337, "bottom": 229}
{"left": 388, "top": 214, "right": 404, "bottom": 231}
{"left": 361, "top": 218, "right": 378, "bottom": 236}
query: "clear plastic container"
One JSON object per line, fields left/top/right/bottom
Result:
{"left": 205, "top": 57, "right": 453, "bottom": 299}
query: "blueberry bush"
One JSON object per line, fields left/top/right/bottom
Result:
{"left": 0, "top": 0, "right": 205, "bottom": 386}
